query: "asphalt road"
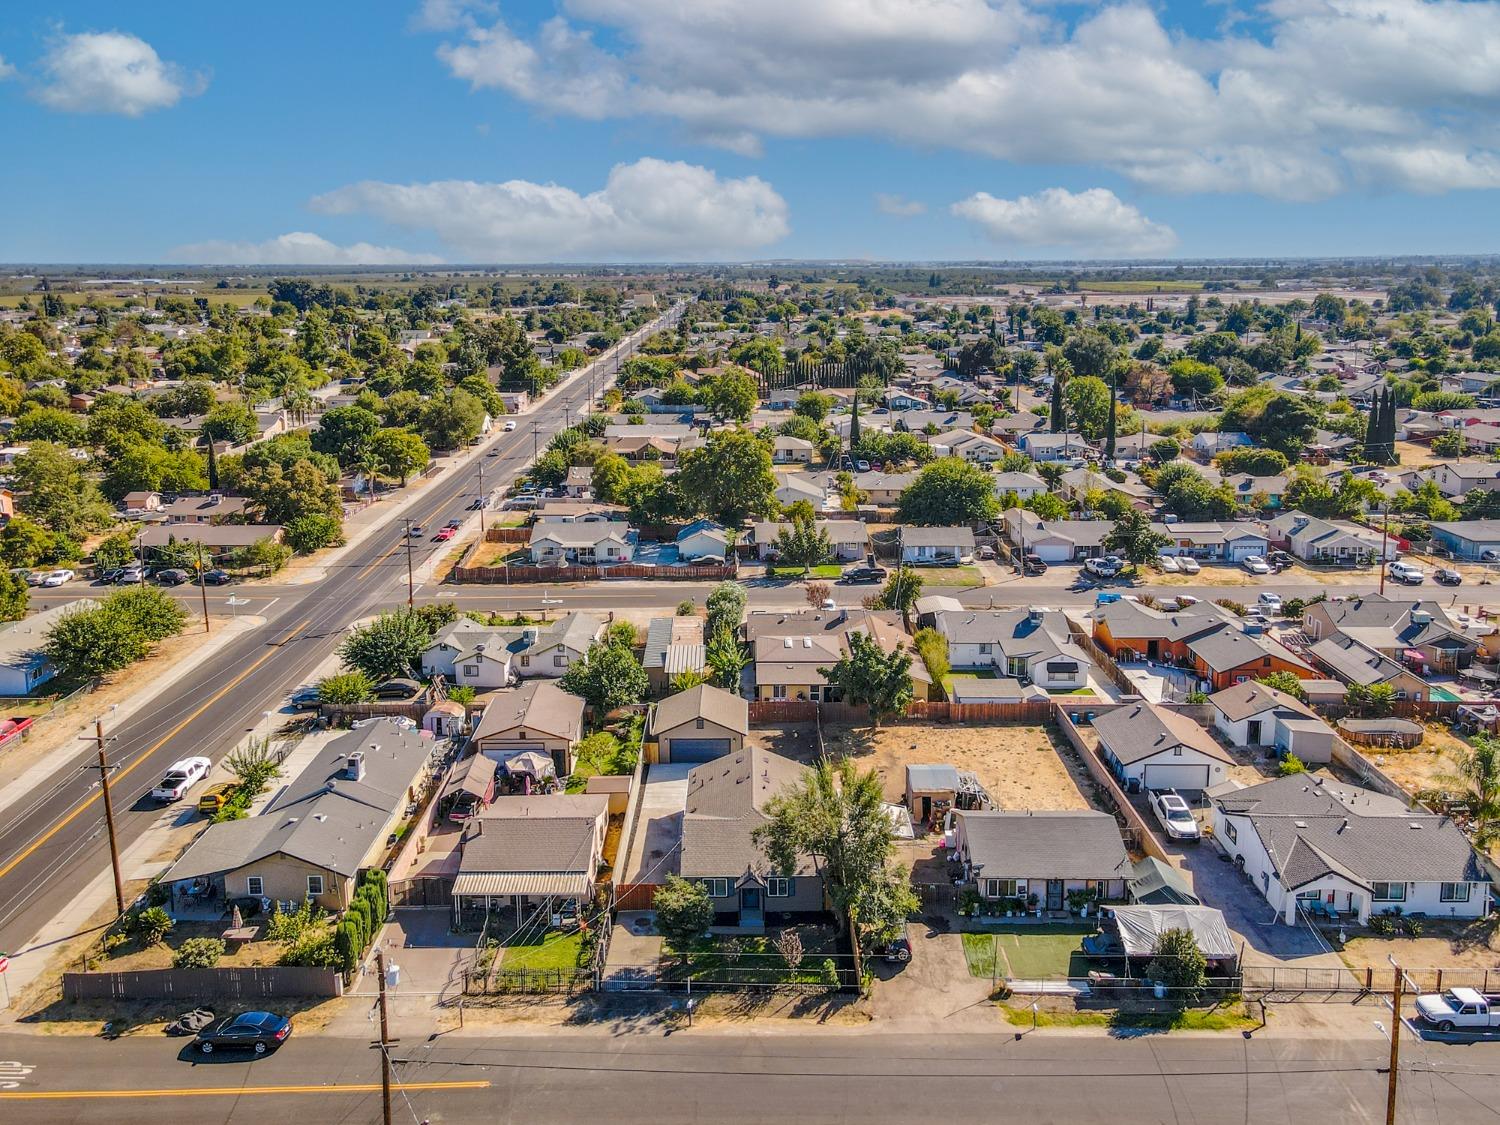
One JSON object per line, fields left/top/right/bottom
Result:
{"left": 0, "top": 1030, "right": 1496, "bottom": 1123}
{"left": 0, "top": 308, "right": 680, "bottom": 960}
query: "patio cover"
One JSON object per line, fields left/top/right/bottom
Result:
{"left": 1109, "top": 905, "right": 1237, "bottom": 961}
{"left": 505, "top": 751, "right": 556, "bottom": 779}
{"left": 440, "top": 754, "right": 498, "bottom": 802}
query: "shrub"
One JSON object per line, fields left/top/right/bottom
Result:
{"left": 281, "top": 932, "right": 341, "bottom": 968}
{"left": 1278, "top": 753, "right": 1307, "bottom": 776}
{"left": 1369, "top": 914, "right": 1398, "bottom": 936}
{"left": 173, "top": 937, "right": 225, "bottom": 969}
{"left": 335, "top": 921, "right": 360, "bottom": 974}
{"left": 653, "top": 876, "right": 714, "bottom": 950}
{"left": 265, "top": 899, "right": 322, "bottom": 945}
{"left": 319, "top": 671, "right": 374, "bottom": 704}
{"left": 284, "top": 513, "right": 344, "bottom": 554}
{"left": 446, "top": 685, "right": 477, "bottom": 704}
{"left": 1401, "top": 915, "right": 1424, "bottom": 937}
{"left": 1214, "top": 598, "right": 1248, "bottom": 617}
{"left": 676, "top": 600, "right": 697, "bottom": 616}
{"left": 821, "top": 957, "right": 842, "bottom": 990}
{"left": 133, "top": 906, "right": 173, "bottom": 946}
{"left": 1146, "top": 927, "right": 1207, "bottom": 1006}
{"left": 347, "top": 900, "right": 370, "bottom": 950}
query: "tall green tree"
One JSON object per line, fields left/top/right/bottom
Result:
{"left": 11, "top": 441, "right": 112, "bottom": 540}
{"left": 652, "top": 876, "right": 714, "bottom": 950}
{"left": 370, "top": 427, "right": 430, "bottom": 486}
{"left": 1103, "top": 509, "right": 1172, "bottom": 567}
{"left": 1049, "top": 377, "right": 1065, "bottom": 433}
{"left": 818, "top": 631, "right": 914, "bottom": 727}
{"left": 705, "top": 620, "right": 749, "bottom": 689}
{"left": 0, "top": 570, "right": 27, "bottom": 622}
{"left": 560, "top": 640, "right": 649, "bottom": 714}
{"left": 772, "top": 516, "right": 833, "bottom": 574}
{"left": 674, "top": 429, "right": 779, "bottom": 525}
{"left": 897, "top": 457, "right": 998, "bottom": 526}
{"left": 1442, "top": 734, "right": 1500, "bottom": 848}
{"left": 338, "top": 609, "right": 437, "bottom": 681}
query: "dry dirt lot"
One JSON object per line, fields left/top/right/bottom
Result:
{"left": 1364, "top": 722, "right": 1468, "bottom": 797}
{"left": 820, "top": 721, "right": 1095, "bottom": 811}
{"left": 1341, "top": 915, "right": 1500, "bottom": 981}
{"left": 1146, "top": 562, "right": 1376, "bottom": 589}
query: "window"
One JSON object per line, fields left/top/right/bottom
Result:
{"left": 246, "top": 876, "right": 264, "bottom": 897}
{"left": 978, "top": 643, "right": 992, "bottom": 655}
{"left": 1172, "top": 746, "right": 1183, "bottom": 756}
{"left": 1007, "top": 658, "right": 1027, "bottom": 677}
{"left": 1225, "top": 821, "right": 1238, "bottom": 843}
{"left": 703, "top": 878, "right": 729, "bottom": 898}
{"left": 1372, "top": 882, "right": 1406, "bottom": 902}
{"left": 306, "top": 875, "right": 325, "bottom": 897}
{"left": 520, "top": 655, "right": 531, "bottom": 667}
{"left": 695, "top": 718, "right": 705, "bottom": 729}
{"left": 1234, "top": 676, "right": 1249, "bottom": 684}
{"left": 463, "top": 665, "right": 478, "bottom": 677}
{"left": 1441, "top": 882, "right": 1472, "bottom": 903}
{"left": 767, "top": 877, "right": 791, "bottom": 897}
{"left": 1262, "top": 657, "right": 1272, "bottom": 667}
{"left": 554, "top": 655, "right": 568, "bottom": 668}
{"left": 983, "top": 878, "right": 1019, "bottom": 899}
{"left": 772, "top": 684, "right": 787, "bottom": 700}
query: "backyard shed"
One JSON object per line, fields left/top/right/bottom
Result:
{"left": 905, "top": 764, "right": 960, "bottom": 826}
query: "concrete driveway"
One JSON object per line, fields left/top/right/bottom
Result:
{"left": 623, "top": 763, "right": 689, "bottom": 884}
{"left": 867, "top": 922, "right": 997, "bottom": 1030}
{"left": 362, "top": 909, "right": 473, "bottom": 1002}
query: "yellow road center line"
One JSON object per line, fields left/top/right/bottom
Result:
{"left": 0, "top": 1080, "right": 490, "bottom": 1100}
{"left": 0, "top": 616, "right": 313, "bottom": 881}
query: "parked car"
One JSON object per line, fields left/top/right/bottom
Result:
{"left": 195, "top": 1011, "right": 293, "bottom": 1055}
{"left": 119, "top": 565, "right": 145, "bottom": 584}
{"left": 1241, "top": 556, "right": 1272, "bottom": 575}
{"left": 445, "top": 518, "right": 463, "bottom": 529}
{"left": 1435, "top": 566, "right": 1463, "bottom": 586}
{"left": 1175, "top": 556, "right": 1201, "bottom": 575}
{"left": 372, "top": 678, "right": 422, "bottom": 700}
{"left": 197, "top": 782, "right": 238, "bottom": 816}
{"left": 1415, "top": 989, "right": 1500, "bottom": 1033}
{"left": 434, "top": 527, "right": 456, "bottom": 542}
{"left": 840, "top": 565, "right": 887, "bottom": 584}
{"left": 40, "top": 569, "right": 75, "bottom": 587}
{"left": 1157, "top": 554, "right": 1180, "bottom": 574}
{"left": 201, "top": 569, "right": 232, "bottom": 585}
{"left": 22, "top": 570, "right": 46, "bottom": 587}
{"left": 976, "top": 545, "right": 995, "bottom": 560}
{"left": 1267, "top": 550, "right": 1295, "bottom": 569}
{"left": 289, "top": 685, "right": 321, "bottom": 708}
{"left": 1256, "top": 592, "right": 1284, "bottom": 614}
{"left": 1388, "top": 560, "right": 1425, "bottom": 585}
{"left": 1021, "top": 553, "right": 1047, "bottom": 575}
{"left": 501, "top": 497, "right": 538, "bottom": 511}
{"left": 855, "top": 459, "right": 871, "bottom": 472}
{"left": 156, "top": 568, "right": 190, "bottom": 586}
{"left": 97, "top": 567, "right": 124, "bottom": 584}
{"left": 503, "top": 420, "right": 517, "bottom": 431}
{"left": 1149, "top": 790, "right": 1201, "bottom": 843}
{"left": 1084, "top": 555, "right": 1123, "bottom": 578}
{"left": 151, "top": 756, "right": 211, "bottom": 802}
{"left": 867, "top": 922, "right": 913, "bottom": 964}
{"left": 684, "top": 553, "right": 722, "bottom": 565}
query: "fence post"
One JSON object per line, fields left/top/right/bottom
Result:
{"left": 1365, "top": 966, "right": 1373, "bottom": 992}
{"left": 1436, "top": 968, "right": 1443, "bottom": 992}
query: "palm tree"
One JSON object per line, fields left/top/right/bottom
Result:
{"left": 1442, "top": 735, "right": 1500, "bottom": 848}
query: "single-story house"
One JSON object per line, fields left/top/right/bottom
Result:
{"left": 648, "top": 683, "right": 748, "bottom": 764}
{"left": 946, "top": 677, "right": 1048, "bottom": 705}
{"left": 936, "top": 431, "right": 1009, "bottom": 463}
{"left": 680, "top": 749, "right": 824, "bottom": 933}
{"left": 849, "top": 471, "right": 918, "bottom": 506}
{"left": 1153, "top": 522, "right": 1269, "bottom": 563}
{"left": 452, "top": 794, "right": 609, "bottom": 920}
{"left": 990, "top": 471, "right": 1048, "bottom": 501}
{"left": 513, "top": 613, "right": 606, "bottom": 678}
{"left": 641, "top": 614, "right": 707, "bottom": 691}
{"left": 676, "top": 519, "right": 731, "bottom": 560}
{"left": 1308, "top": 634, "right": 1432, "bottom": 700}
{"left": 563, "top": 466, "right": 593, "bottom": 498}
{"left": 1264, "top": 512, "right": 1393, "bottom": 563}
{"left": 1432, "top": 460, "right": 1500, "bottom": 498}
{"left": 772, "top": 435, "right": 816, "bottom": 464}
{"left": 897, "top": 410, "right": 974, "bottom": 434}
{"left": 747, "top": 608, "right": 932, "bottom": 702}
{"left": 471, "top": 680, "right": 586, "bottom": 778}
{"left": 1003, "top": 509, "right": 1112, "bottom": 562}
{"left": 421, "top": 617, "right": 524, "bottom": 690}
{"left": 1183, "top": 624, "right": 1318, "bottom": 693}
{"left": 1225, "top": 474, "right": 1288, "bottom": 509}
{"left": 528, "top": 523, "right": 635, "bottom": 565}
{"left": 121, "top": 490, "right": 164, "bottom": 513}
{"left": 1016, "top": 432, "right": 1096, "bottom": 463}
{"left": 162, "top": 719, "right": 436, "bottom": 914}
{"left": 0, "top": 600, "right": 89, "bottom": 694}
{"left": 751, "top": 520, "right": 870, "bottom": 562}
{"left": 1430, "top": 519, "right": 1500, "bottom": 562}
{"left": 1212, "top": 774, "right": 1491, "bottom": 925}
{"left": 1092, "top": 701, "right": 1235, "bottom": 794}
{"left": 900, "top": 526, "right": 975, "bottom": 564}
{"left": 1191, "top": 431, "right": 1253, "bottom": 456}
{"left": 161, "top": 493, "right": 251, "bottom": 524}
{"left": 951, "top": 810, "right": 1131, "bottom": 909}
{"left": 1208, "top": 681, "right": 1335, "bottom": 764}
{"left": 138, "top": 524, "right": 284, "bottom": 553}
{"left": 774, "top": 474, "right": 828, "bottom": 509}
{"left": 935, "top": 608, "right": 1091, "bottom": 691}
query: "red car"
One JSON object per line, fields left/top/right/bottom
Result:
{"left": 434, "top": 527, "right": 456, "bottom": 541}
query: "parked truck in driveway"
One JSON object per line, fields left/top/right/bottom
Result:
{"left": 1415, "top": 988, "right": 1500, "bottom": 1032}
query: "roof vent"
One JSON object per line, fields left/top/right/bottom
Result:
{"left": 1409, "top": 822, "right": 1423, "bottom": 829}
{"left": 802, "top": 637, "right": 812, "bottom": 649}
{"left": 783, "top": 637, "right": 792, "bottom": 649}
{"left": 1294, "top": 820, "right": 1308, "bottom": 828}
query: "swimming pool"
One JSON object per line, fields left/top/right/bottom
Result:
{"left": 1431, "top": 686, "right": 1463, "bottom": 702}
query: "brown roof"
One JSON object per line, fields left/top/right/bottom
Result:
{"left": 472, "top": 680, "right": 584, "bottom": 743}
{"left": 1209, "top": 681, "right": 1319, "bottom": 723}
{"left": 653, "top": 683, "right": 749, "bottom": 737}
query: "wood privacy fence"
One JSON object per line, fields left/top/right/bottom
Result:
{"left": 906, "top": 700, "right": 1056, "bottom": 723}
{"left": 1054, "top": 709, "right": 1169, "bottom": 862}
{"left": 483, "top": 527, "right": 531, "bottom": 543}
{"left": 63, "top": 967, "right": 344, "bottom": 1001}
{"left": 452, "top": 562, "right": 738, "bottom": 583}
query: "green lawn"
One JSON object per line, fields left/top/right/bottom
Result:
{"left": 500, "top": 929, "right": 585, "bottom": 972}
{"left": 961, "top": 926, "right": 1093, "bottom": 979}
{"left": 920, "top": 565, "right": 984, "bottom": 587}
{"left": 999, "top": 1005, "right": 1257, "bottom": 1032}
{"left": 1047, "top": 687, "right": 1096, "bottom": 696}
{"left": 667, "top": 929, "right": 838, "bottom": 986}
{"left": 767, "top": 564, "right": 842, "bottom": 579}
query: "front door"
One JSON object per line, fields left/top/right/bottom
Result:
{"left": 1247, "top": 720, "right": 1262, "bottom": 744}
{"left": 1046, "top": 879, "right": 1064, "bottom": 911}
{"left": 741, "top": 888, "right": 762, "bottom": 911}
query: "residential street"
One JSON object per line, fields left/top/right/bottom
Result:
{"left": 0, "top": 311, "right": 677, "bottom": 967}
{"left": 0, "top": 1029, "right": 1495, "bottom": 1123}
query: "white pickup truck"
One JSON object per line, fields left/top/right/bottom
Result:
{"left": 1415, "top": 988, "right": 1500, "bottom": 1032}
{"left": 151, "top": 756, "right": 211, "bottom": 802}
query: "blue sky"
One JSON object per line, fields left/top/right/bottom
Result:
{"left": 4, "top": 1, "right": 1500, "bottom": 263}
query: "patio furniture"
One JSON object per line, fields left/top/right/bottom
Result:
{"left": 221, "top": 925, "right": 259, "bottom": 945}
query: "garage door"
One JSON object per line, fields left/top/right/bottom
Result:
{"left": 1143, "top": 763, "right": 1210, "bottom": 792}
{"left": 666, "top": 738, "right": 732, "bottom": 763}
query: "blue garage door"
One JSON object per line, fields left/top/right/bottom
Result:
{"left": 667, "top": 738, "right": 732, "bottom": 763}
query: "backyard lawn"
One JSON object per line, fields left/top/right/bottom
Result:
{"left": 961, "top": 926, "right": 1093, "bottom": 980}
{"left": 500, "top": 929, "right": 585, "bottom": 972}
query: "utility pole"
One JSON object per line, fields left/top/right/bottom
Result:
{"left": 84, "top": 720, "right": 125, "bottom": 916}
{"left": 1385, "top": 961, "right": 1403, "bottom": 1125}
{"left": 531, "top": 422, "right": 540, "bottom": 466}
{"left": 374, "top": 948, "right": 394, "bottom": 1125}
{"left": 478, "top": 456, "right": 486, "bottom": 535}
{"left": 1379, "top": 501, "right": 1390, "bottom": 597}
{"left": 402, "top": 519, "right": 415, "bottom": 608}
{"left": 193, "top": 545, "right": 211, "bottom": 634}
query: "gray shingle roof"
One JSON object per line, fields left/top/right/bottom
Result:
{"left": 956, "top": 810, "right": 1130, "bottom": 880}
{"left": 1092, "top": 702, "right": 1234, "bottom": 766}
{"left": 472, "top": 680, "right": 585, "bottom": 742}
{"left": 1186, "top": 624, "right": 1314, "bottom": 675}
{"left": 679, "top": 749, "right": 814, "bottom": 878}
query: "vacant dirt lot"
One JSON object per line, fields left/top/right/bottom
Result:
{"left": 821, "top": 721, "right": 1095, "bottom": 811}
{"left": 1342, "top": 916, "right": 1500, "bottom": 979}
{"left": 1147, "top": 562, "right": 1374, "bottom": 589}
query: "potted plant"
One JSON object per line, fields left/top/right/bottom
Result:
{"left": 1027, "top": 892, "right": 1040, "bottom": 918}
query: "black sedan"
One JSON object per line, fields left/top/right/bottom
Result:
{"left": 195, "top": 1011, "right": 292, "bottom": 1055}
{"left": 201, "top": 569, "right": 232, "bottom": 585}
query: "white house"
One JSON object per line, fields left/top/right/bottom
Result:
{"left": 935, "top": 431, "right": 1008, "bottom": 464}
{"left": 0, "top": 601, "right": 90, "bottom": 695}
{"left": 772, "top": 435, "right": 816, "bottom": 464}
{"left": 1264, "top": 512, "right": 1395, "bottom": 563}
{"left": 934, "top": 608, "right": 1091, "bottom": 691}
{"left": 899, "top": 526, "right": 975, "bottom": 564}
{"left": 1091, "top": 701, "right": 1235, "bottom": 794}
{"left": 1212, "top": 775, "right": 1491, "bottom": 925}
{"left": 1207, "top": 681, "right": 1335, "bottom": 765}
{"left": 528, "top": 524, "right": 635, "bottom": 565}
{"left": 1191, "top": 432, "right": 1254, "bottom": 456}
{"left": 513, "top": 613, "right": 606, "bottom": 679}
{"left": 676, "top": 519, "right": 731, "bottom": 561}
{"left": 990, "top": 471, "right": 1048, "bottom": 501}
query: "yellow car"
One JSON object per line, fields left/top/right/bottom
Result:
{"left": 197, "top": 782, "right": 237, "bottom": 815}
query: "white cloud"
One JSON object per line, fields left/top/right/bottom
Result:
{"left": 875, "top": 193, "right": 925, "bottom": 217}
{"left": 0, "top": 56, "right": 15, "bottom": 81}
{"left": 427, "top": 0, "right": 1500, "bottom": 200}
{"left": 171, "top": 232, "right": 442, "bottom": 266}
{"left": 411, "top": 0, "right": 496, "bottom": 32}
{"left": 35, "top": 31, "right": 203, "bottom": 116}
{"left": 951, "top": 187, "right": 1177, "bottom": 257}
{"left": 310, "top": 157, "right": 790, "bottom": 261}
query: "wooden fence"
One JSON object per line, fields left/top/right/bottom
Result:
{"left": 389, "top": 876, "right": 454, "bottom": 909}
{"left": 747, "top": 700, "right": 869, "bottom": 725}
{"left": 906, "top": 700, "right": 1055, "bottom": 723}
{"left": 452, "top": 562, "right": 738, "bottom": 583}
{"left": 613, "top": 882, "right": 661, "bottom": 912}
{"left": 63, "top": 966, "right": 343, "bottom": 1001}
{"left": 483, "top": 527, "right": 531, "bottom": 543}
{"left": 1054, "top": 709, "right": 1169, "bottom": 862}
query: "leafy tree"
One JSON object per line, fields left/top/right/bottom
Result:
{"left": 1411, "top": 390, "right": 1475, "bottom": 413}
{"left": 11, "top": 441, "right": 112, "bottom": 539}
{"left": 370, "top": 427, "right": 430, "bottom": 486}
{"left": 1061, "top": 329, "right": 1117, "bottom": 380}
{"left": 773, "top": 516, "right": 833, "bottom": 574}
{"left": 418, "top": 388, "right": 486, "bottom": 449}
{"left": 1148, "top": 437, "right": 1180, "bottom": 464}
{"left": 1104, "top": 509, "right": 1172, "bottom": 567}
{"left": 312, "top": 405, "right": 380, "bottom": 467}
{"left": 0, "top": 570, "right": 26, "bottom": 622}
{"left": 706, "top": 580, "right": 747, "bottom": 636}
{"left": 674, "top": 429, "right": 779, "bottom": 525}
{"left": 284, "top": 513, "right": 343, "bottom": 554}
{"left": 319, "top": 671, "right": 374, "bottom": 704}
{"left": 705, "top": 620, "right": 750, "bottom": 689}
{"left": 818, "top": 631, "right": 914, "bottom": 727}
{"left": 44, "top": 604, "right": 150, "bottom": 676}
{"left": 1442, "top": 734, "right": 1500, "bottom": 848}
{"left": 795, "top": 392, "right": 832, "bottom": 422}
{"left": 653, "top": 876, "right": 714, "bottom": 950}
{"left": 1431, "top": 430, "right": 1463, "bottom": 458}
{"left": 1278, "top": 753, "right": 1307, "bottom": 776}
{"left": 1064, "top": 375, "right": 1112, "bottom": 440}
{"left": 1146, "top": 928, "right": 1207, "bottom": 1005}
{"left": 201, "top": 402, "right": 258, "bottom": 446}
{"left": 1024, "top": 491, "right": 1070, "bottom": 520}
{"left": 109, "top": 586, "right": 188, "bottom": 641}
{"left": 13, "top": 407, "right": 86, "bottom": 445}
{"left": 1220, "top": 387, "right": 1318, "bottom": 457}
{"left": 700, "top": 366, "right": 758, "bottom": 422}
{"left": 756, "top": 757, "right": 918, "bottom": 943}
{"left": 560, "top": 640, "right": 649, "bottom": 714}
{"left": 1216, "top": 448, "right": 1290, "bottom": 477}
{"left": 100, "top": 441, "right": 208, "bottom": 501}
{"left": 1255, "top": 671, "right": 1307, "bottom": 701}
{"left": 240, "top": 458, "right": 342, "bottom": 525}
{"left": 897, "top": 457, "right": 998, "bottom": 525}
{"left": 872, "top": 565, "right": 923, "bottom": 620}
{"left": 338, "top": 609, "right": 436, "bottom": 681}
